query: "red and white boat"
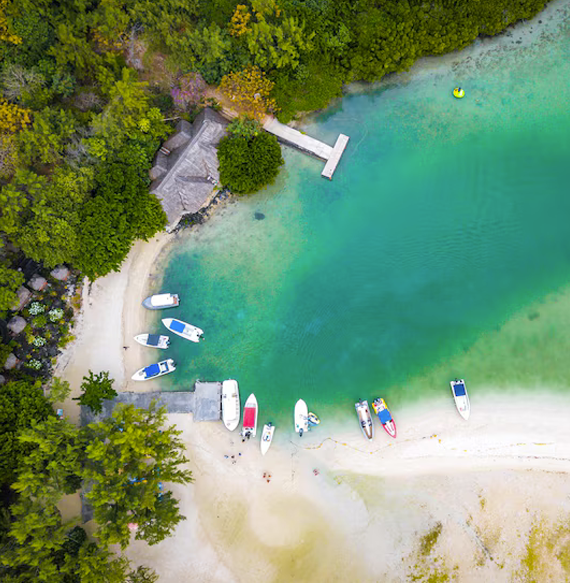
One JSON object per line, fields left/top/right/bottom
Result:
{"left": 372, "top": 398, "right": 397, "bottom": 438}
{"left": 241, "top": 393, "right": 258, "bottom": 440}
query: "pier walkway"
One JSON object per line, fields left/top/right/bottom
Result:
{"left": 80, "top": 381, "right": 222, "bottom": 426}
{"left": 263, "top": 117, "right": 349, "bottom": 180}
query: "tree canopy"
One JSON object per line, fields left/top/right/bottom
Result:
{"left": 218, "top": 119, "right": 283, "bottom": 194}
{"left": 73, "top": 370, "right": 117, "bottom": 414}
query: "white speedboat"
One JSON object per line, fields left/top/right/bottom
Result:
{"left": 142, "top": 293, "right": 179, "bottom": 310}
{"left": 222, "top": 379, "right": 240, "bottom": 431}
{"left": 131, "top": 359, "right": 176, "bottom": 381}
{"left": 294, "top": 399, "right": 309, "bottom": 437}
{"left": 260, "top": 423, "right": 275, "bottom": 456}
{"left": 134, "top": 334, "right": 170, "bottom": 350}
{"left": 450, "top": 379, "right": 470, "bottom": 420}
{"left": 241, "top": 393, "right": 258, "bottom": 439}
{"left": 162, "top": 318, "right": 204, "bottom": 342}
{"left": 355, "top": 399, "right": 374, "bottom": 440}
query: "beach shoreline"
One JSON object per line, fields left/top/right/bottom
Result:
{"left": 121, "top": 393, "right": 570, "bottom": 582}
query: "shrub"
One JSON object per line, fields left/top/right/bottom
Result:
{"left": 48, "top": 308, "right": 64, "bottom": 322}
{"left": 28, "top": 302, "right": 45, "bottom": 316}
{"left": 33, "top": 314, "right": 47, "bottom": 328}
{"left": 32, "top": 336, "right": 46, "bottom": 347}
{"left": 27, "top": 358, "right": 42, "bottom": 370}
{"left": 218, "top": 126, "right": 283, "bottom": 195}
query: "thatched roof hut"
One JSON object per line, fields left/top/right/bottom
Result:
{"left": 150, "top": 108, "right": 228, "bottom": 231}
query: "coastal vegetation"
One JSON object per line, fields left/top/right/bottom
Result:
{"left": 0, "top": 386, "right": 191, "bottom": 581}
{"left": 73, "top": 370, "right": 118, "bottom": 414}
{"left": 218, "top": 118, "right": 283, "bottom": 194}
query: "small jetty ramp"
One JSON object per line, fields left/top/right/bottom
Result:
{"left": 80, "top": 381, "right": 223, "bottom": 425}
{"left": 263, "top": 117, "right": 349, "bottom": 180}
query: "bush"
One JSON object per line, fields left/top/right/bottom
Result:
{"left": 28, "top": 302, "right": 45, "bottom": 316}
{"left": 217, "top": 126, "right": 283, "bottom": 195}
{"left": 33, "top": 314, "right": 48, "bottom": 328}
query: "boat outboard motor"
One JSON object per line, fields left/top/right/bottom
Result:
{"left": 299, "top": 428, "right": 303, "bottom": 437}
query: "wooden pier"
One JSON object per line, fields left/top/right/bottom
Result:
{"left": 263, "top": 117, "right": 349, "bottom": 180}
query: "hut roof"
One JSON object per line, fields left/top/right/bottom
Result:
{"left": 150, "top": 108, "right": 228, "bottom": 230}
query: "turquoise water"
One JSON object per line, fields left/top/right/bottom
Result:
{"left": 157, "top": 14, "right": 570, "bottom": 425}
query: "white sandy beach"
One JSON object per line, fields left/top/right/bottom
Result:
{"left": 57, "top": 235, "right": 570, "bottom": 581}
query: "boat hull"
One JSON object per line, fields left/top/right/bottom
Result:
{"left": 134, "top": 334, "right": 170, "bottom": 350}
{"left": 260, "top": 423, "right": 275, "bottom": 455}
{"left": 355, "top": 400, "right": 374, "bottom": 440}
{"left": 222, "top": 379, "right": 240, "bottom": 432}
{"left": 131, "top": 359, "right": 176, "bottom": 381}
{"left": 294, "top": 399, "right": 309, "bottom": 436}
{"left": 241, "top": 393, "right": 258, "bottom": 438}
{"left": 450, "top": 379, "right": 470, "bottom": 420}
{"left": 372, "top": 398, "right": 397, "bottom": 438}
{"left": 162, "top": 318, "right": 204, "bottom": 343}
{"left": 142, "top": 293, "right": 180, "bottom": 310}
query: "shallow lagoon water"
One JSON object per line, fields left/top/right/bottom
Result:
{"left": 157, "top": 10, "right": 570, "bottom": 427}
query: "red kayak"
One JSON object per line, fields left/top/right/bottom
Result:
{"left": 372, "top": 398, "right": 397, "bottom": 438}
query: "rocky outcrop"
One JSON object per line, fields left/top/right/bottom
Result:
{"left": 4, "top": 354, "right": 18, "bottom": 370}
{"left": 11, "top": 286, "right": 32, "bottom": 311}
{"left": 8, "top": 316, "right": 27, "bottom": 335}
{"left": 50, "top": 265, "right": 70, "bottom": 281}
{"left": 28, "top": 274, "right": 48, "bottom": 292}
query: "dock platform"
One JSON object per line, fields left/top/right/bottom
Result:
{"left": 321, "top": 134, "right": 350, "bottom": 180}
{"left": 263, "top": 117, "right": 349, "bottom": 179}
{"left": 80, "top": 381, "right": 223, "bottom": 425}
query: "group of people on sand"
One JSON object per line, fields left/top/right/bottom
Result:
{"left": 223, "top": 453, "right": 241, "bottom": 465}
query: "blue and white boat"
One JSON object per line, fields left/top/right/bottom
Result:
{"left": 142, "top": 293, "right": 179, "bottom": 310}
{"left": 162, "top": 318, "right": 204, "bottom": 343}
{"left": 450, "top": 378, "right": 470, "bottom": 420}
{"left": 134, "top": 334, "right": 170, "bottom": 350}
{"left": 131, "top": 359, "right": 176, "bottom": 381}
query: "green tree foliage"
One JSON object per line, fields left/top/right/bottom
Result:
{"left": 47, "top": 376, "right": 72, "bottom": 404}
{"left": 82, "top": 402, "right": 192, "bottom": 549}
{"left": 0, "top": 259, "right": 24, "bottom": 311}
{"left": 218, "top": 121, "right": 284, "bottom": 194}
{"left": 73, "top": 370, "right": 117, "bottom": 414}
{"left": 246, "top": 12, "right": 313, "bottom": 71}
{"left": 0, "top": 167, "right": 86, "bottom": 268}
{"left": 18, "top": 106, "right": 77, "bottom": 166}
{"left": 0, "top": 379, "right": 53, "bottom": 488}
{"left": 77, "top": 142, "right": 167, "bottom": 279}
{"left": 14, "top": 417, "right": 82, "bottom": 500}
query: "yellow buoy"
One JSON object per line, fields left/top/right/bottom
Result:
{"left": 453, "top": 87, "right": 465, "bottom": 99}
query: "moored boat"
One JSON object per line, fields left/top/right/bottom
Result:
{"left": 294, "top": 399, "right": 309, "bottom": 437}
{"left": 131, "top": 359, "right": 176, "bottom": 381}
{"left": 260, "top": 423, "right": 275, "bottom": 455}
{"left": 142, "top": 293, "right": 179, "bottom": 310}
{"left": 355, "top": 399, "right": 374, "bottom": 440}
{"left": 222, "top": 379, "right": 240, "bottom": 431}
{"left": 134, "top": 334, "right": 170, "bottom": 350}
{"left": 162, "top": 318, "right": 204, "bottom": 342}
{"left": 308, "top": 412, "right": 320, "bottom": 426}
{"left": 241, "top": 393, "right": 258, "bottom": 439}
{"left": 450, "top": 378, "right": 470, "bottom": 420}
{"left": 372, "top": 398, "right": 397, "bottom": 438}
